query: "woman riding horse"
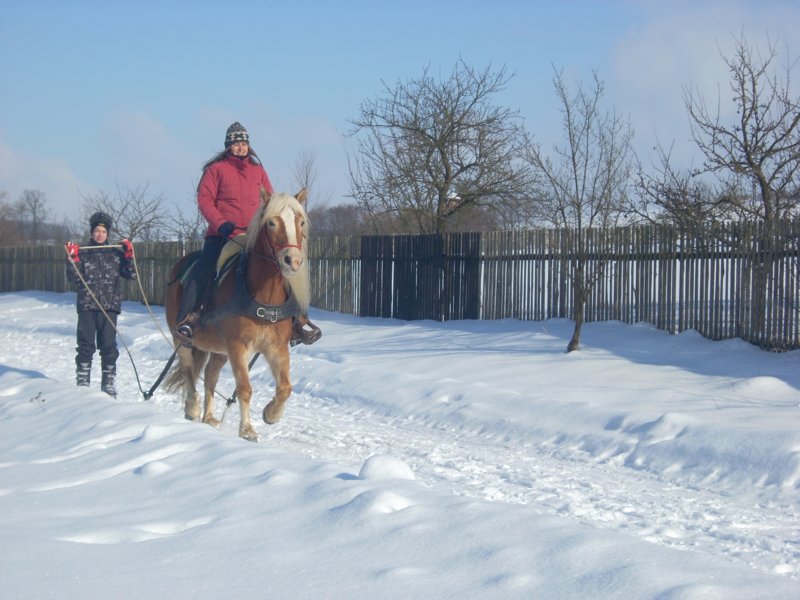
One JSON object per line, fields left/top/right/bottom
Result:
{"left": 176, "top": 121, "right": 318, "bottom": 346}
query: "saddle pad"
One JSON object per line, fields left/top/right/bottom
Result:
{"left": 217, "top": 234, "right": 247, "bottom": 275}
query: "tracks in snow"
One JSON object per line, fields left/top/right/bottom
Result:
{"left": 247, "top": 389, "right": 799, "bottom": 580}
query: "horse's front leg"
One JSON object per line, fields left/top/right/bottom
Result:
{"left": 177, "top": 346, "right": 201, "bottom": 421}
{"left": 202, "top": 353, "right": 228, "bottom": 428}
{"left": 228, "top": 347, "right": 258, "bottom": 442}
{"left": 263, "top": 345, "right": 292, "bottom": 425}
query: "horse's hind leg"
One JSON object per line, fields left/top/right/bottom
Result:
{"left": 201, "top": 353, "right": 228, "bottom": 428}
{"left": 262, "top": 347, "right": 292, "bottom": 425}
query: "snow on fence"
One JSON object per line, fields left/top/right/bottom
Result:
{"left": 2, "top": 221, "right": 799, "bottom": 350}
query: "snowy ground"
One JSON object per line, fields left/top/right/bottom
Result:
{"left": 0, "top": 291, "right": 798, "bottom": 599}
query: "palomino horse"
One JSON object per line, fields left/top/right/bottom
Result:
{"left": 164, "top": 189, "right": 310, "bottom": 441}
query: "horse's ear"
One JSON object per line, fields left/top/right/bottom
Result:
{"left": 261, "top": 187, "right": 271, "bottom": 206}
{"left": 295, "top": 188, "right": 308, "bottom": 206}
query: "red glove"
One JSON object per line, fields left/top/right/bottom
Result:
{"left": 65, "top": 241, "right": 80, "bottom": 262}
{"left": 120, "top": 239, "right": 134, "bottom": 260}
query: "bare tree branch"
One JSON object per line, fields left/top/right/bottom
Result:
{"left": 163, "top": 202, "right": 206, "bottom": 242}
{"left": 630, "top": 141, "right": 735, "bottom": 228}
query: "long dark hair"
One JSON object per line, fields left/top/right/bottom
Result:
{"left": 202, "top": 147, "right": 263, "bottom": 171}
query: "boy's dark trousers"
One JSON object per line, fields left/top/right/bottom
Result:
{"left": 75, "top": 310, "right": 119, "bottom": 370}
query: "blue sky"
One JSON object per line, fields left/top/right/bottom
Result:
{"left": 1, "top": 0, "right": 798, "bottom": 223}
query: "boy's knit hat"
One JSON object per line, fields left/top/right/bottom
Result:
{"left": 89, "top": 211, "right": 113, "bottom": 232}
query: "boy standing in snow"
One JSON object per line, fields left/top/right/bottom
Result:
{"left": 65, "top": 212, "right": 135, "bottom": 397}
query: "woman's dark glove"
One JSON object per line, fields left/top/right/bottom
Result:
{"left": 218, "top": 222, "right": 236, "bottom": 237}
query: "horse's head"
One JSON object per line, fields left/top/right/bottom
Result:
{"left": 246, "top": 188, "right": 309, "bottom": 279}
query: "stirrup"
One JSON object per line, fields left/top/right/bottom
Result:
{"left": 176, "top": 314, "right": 197, "bottom": 346}
{"left": 290, "top": 320, "right": 322, "bottom": 347}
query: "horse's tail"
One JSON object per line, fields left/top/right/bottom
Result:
{"left": 162, "top": 361, "right": 185, "bottom": 393}
{"left": 162, "top": 347, "right": 209, "bottom": 393}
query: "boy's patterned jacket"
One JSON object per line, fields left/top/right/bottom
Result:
{"left": 66, "top": 242, "right": 136, "bottom": 313}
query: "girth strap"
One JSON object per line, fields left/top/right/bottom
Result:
{"left": 198, "top": 253, "right": 301, "bottom": 327}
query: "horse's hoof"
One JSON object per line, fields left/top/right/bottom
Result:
{"left": 240, "top": 427, "right": 258, "bottom": 442}
{"left": 262, "top": 409, "right": 281, "bottom": 425}
{"left": 203, "top": 416, "right": 221, "bottom": 429}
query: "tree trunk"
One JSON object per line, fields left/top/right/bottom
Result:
{"left": 567, "top": 297, "right": 584, "bottom": 352}
{"left": 567, "top": 263, "right": 585, "bottom": 352}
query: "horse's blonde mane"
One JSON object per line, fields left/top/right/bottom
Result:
{"left": 245, "top": 192, "right": 311, "bottom": 313}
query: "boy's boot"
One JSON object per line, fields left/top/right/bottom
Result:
{"left": 76, "top": 362, "right": 91, "bottom": 387}
{"left": 101, "top": 365, "right": 117, "bottom": 398}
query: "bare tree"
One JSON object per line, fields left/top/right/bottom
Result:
{"left": 685, "top": 32, "right": 800, "bottom": 224}
{"left": 17, "top": 189, "right": 51, "bottom": 240}
{"left": 0, "top": 189, "right": 69, "bottom": 244}
{"left": 0, "top": 196, "right": 25, "bottom": 246}
{"left": 631, "top": 33, "right": 799, "bottom": 232}
{"left": 683, "top": 33, "right": 800, "bottom": 345}
{"left": 163, "top": 202, "right": 206, "bottom": 242}
{"left": 80, "top": 182, "right": 168, "bottom": 241}
{"left": 292, "top": 147, "right": 336, "bottom": 213}
{"left": 293, "top": 149, "right": 318, "bottom": 199}
{"left": 525, "top": 69, "right": 634, "bottom": 352}
{"left": 309, "top": 203, "right": 366, "bottom": 237}
{"left": 347, "top": 59, "right": 533, "bottom": 234}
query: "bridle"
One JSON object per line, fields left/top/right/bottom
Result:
{"left": 252, "top": 211, "right": 305, "bottom": 271}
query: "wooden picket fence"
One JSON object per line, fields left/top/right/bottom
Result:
{"left": 0, "top": 241, "right": 202, "bottom": 306}
{"left": 2, "top": 220, "right": 799, "bottom": 350}
{"left": 304, "top": 221, "right": 800, "bottom": 350}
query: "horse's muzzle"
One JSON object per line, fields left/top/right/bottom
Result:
{"left": 280, "top": 250, "right": 304, "bottom": 275}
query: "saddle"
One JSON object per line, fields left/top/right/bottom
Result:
{"left": 178, "top": 234, "right": 245, "bottom": 290}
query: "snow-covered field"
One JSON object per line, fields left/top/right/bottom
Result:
{"left": 0, "top": 290, "right": 798, "bottom": 599}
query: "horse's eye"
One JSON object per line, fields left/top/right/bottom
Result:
{"left": 267, "top": 220, "right": 276, "bottom": 228}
